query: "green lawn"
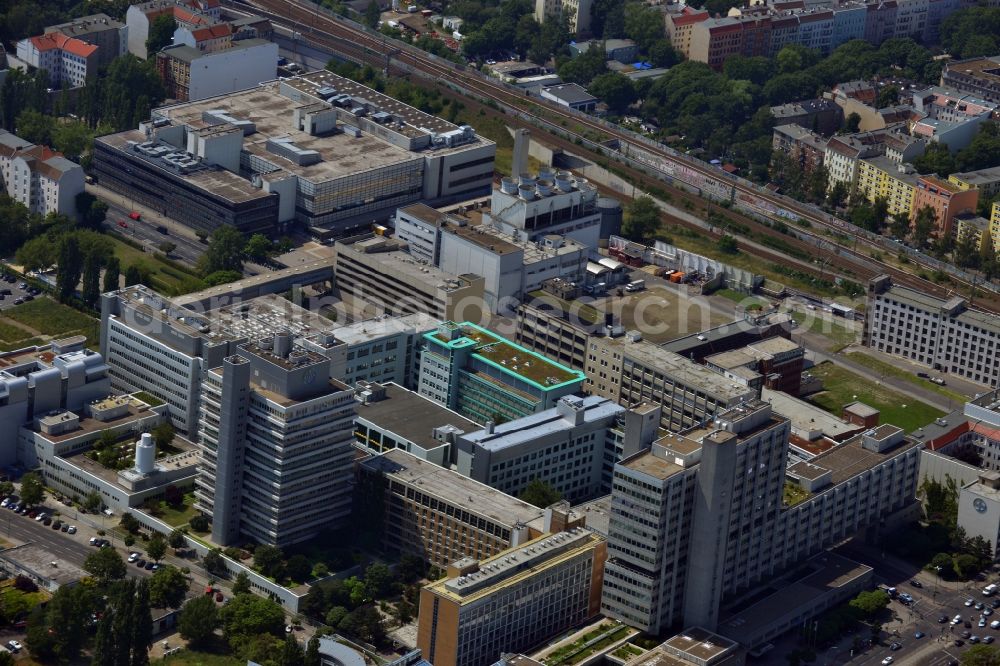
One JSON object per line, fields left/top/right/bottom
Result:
{"left": 0, "top": 315, "right": 43, "bottom": 351}
{"left": 844, "top": 352, "right": 968, "bottom": 405}
{"left": 106, "top": 234, "right": 206, "bottom": 296}
{"left": 133, "top": 391, "right": 165, "bottom": 407}
{"left": 784, "top": 482, "right": 811, "bottom": 507}
{"left": 807, "top": 362, "right": 945, "bottom": 432}
{"left": 3, "top": 297, "right": 96, "bottom": 335}
{"left": 153, "top": 650, "right": 244, "bottom": 666}
{"left": 154, "top": 493, "right": 200, "bottom": 527}
{"left": 791, "top": 311, "right": 858, "bottom": 351}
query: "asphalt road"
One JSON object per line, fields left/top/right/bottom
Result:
{"left": 0, "top": 509, "right": 150, "bottom": 580}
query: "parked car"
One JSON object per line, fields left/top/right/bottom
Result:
{"left": 881, "top": 657, "right": 894, "bottom": 665}
{"left": 915, "top": 631, "right": 925, "bottom": 639}
{"left": 51, "top": 520, "right": 61, "bottom": 530}
{"left": 42, "top": 517, "right": 51, "bottom": 526}
{"left": 986, "top": 636, "right": 996, "bottom": 644}
{"left": 889, "top": 643, "right": 902, "bottom": 651}
{"left": 60, "top": 523, "right": 69, "bottom": 532}
{"left": 931, "top": 377, "right": 947, "bottom": 385}
{"left": 128, "top": 552, "right": 140, "bottom": 563}
{"left": 6, "top": 640, "right": 21, "bottom": 653}
{"left": 67, "top": 525, "right": 76, "bottom": 534}
{"left": 135, "top": 559, "right": 147, "bottom": 568}
{"left": 910, "top": 579, "right": 923, "bottom": 588}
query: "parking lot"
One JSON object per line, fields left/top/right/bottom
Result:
{"left": 0, "top": 273, "right": 41, "bottom": 310}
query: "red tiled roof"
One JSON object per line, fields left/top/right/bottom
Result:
{"left": 172, "top": 6, "right": 211, "bottom": 24}
{"left": 28, "top": 32, "right": 98, "bottom": 58}
{"left": 191, "top": 23, "right": 231, "bottom": 40}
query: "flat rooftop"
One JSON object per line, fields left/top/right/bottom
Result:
{"left": 462, "top": 395, "right": 623, "bottom": 452}
{"left": 662, "top": 627, "right": 738, "bottom": 663}
{"left": 0, "top": 543, "right": 89, "bottom": 587}
{"left": 620, "top": 448, "right": 685, "bottom": 480}
{"left": 762, "top": 388, "right": 859, "bottom": 440}
{"left": 571, "top": 495, "right": 611, "bottom": 537}
{"left": 337, "top": 238, "right": 478, "bottom": 295}
{"left": 719, "top": 552, "right": 872, "bottom": 647}
{"left": 429, "top": 322, "right": 585, "bottom": 389}
{"left": 362, "top": 448, "right": 543, "bottom": 527}
{"left": 64, "top": 435, "right": 198, "bottom": 485}
{"left": 96, "top": 130, "right": 272, "bottom": 204}
{"left": 155, "top": 82, "right": 425, "bottom": 184}
{"left": 355, "top": 382, "right": 480, "bottom": 449}
{"left": 602, "top": 336, "right": 757, "bottom": 402}
{"left": 328, "top": 312, "right": 437, "bottom": 346}
{"left": 876, "top": 282, "right": 1000, "bottom": 333}
{"left": 807, "top": 430, "right": 920, "bottom": 485}
{"left": 32, "top": 402, "right": 156, "bottom": 443}
{"left": 206, "top": 293, "right": 335, "bottom": 343}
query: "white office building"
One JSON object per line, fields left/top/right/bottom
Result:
{"left": 455, "top": 395, "right": 661, "bottom": 501}
{"left": 865, "top": 275, "right": 1000, "bottom": 387}
{"left": 197, "top": 333, "right": 356, "bottom": 546}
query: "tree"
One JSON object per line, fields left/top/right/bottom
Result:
{"left": 588, "top": 72, "right": 636, "bottom": 114}
{"left": 20, "top": 471, "right": 45, "bottom": 506}
{"left": 364, "top": 0, "right": 381, "bottom": 29}
{"left": 77, "top": 192, "right": 108, "bottom": 229}
{"left": 120, "top": 512, "right": 140, "bottom": 533}
{"left": 146, "top": 533, "right": 167, "bottom": 562}
{"left": 326, "top": 605, "right": 349, "bottom": 626}
{"left": 843, "top": 112, "right": 861, "bottom": 133}
{"left": 955, "top": 232, "right": 981, "bottom": 269}
{"left": 232, "top": 571, "right": 252, "bottom": 596}
{"left": 81, "top": 251, "right": 102, "bottom": 306}
{"left": 519, "top": 478, "right": 562, "bottom": 508}
{"left": 557, "top": 44, "right": 607, "bottom": 86}
{"left": 202, "top": 548, "right": 227, "bottom": 576}
{"left": 254, "top": 544, "right": 284, "bottom": 578}
{"left": 15, "top": 109, "right": 55, "bottom": 146}
{"left": 363, "top": 562, "right": 394, "bottom": 600}
{"left": 84, "top": 490, "right": 103, "bottom": 512}
{"left": 963, "top": 644, "right": 1000, "bottom": 666}
{"left": 149, "top": 566, "right": 189, "bottom": 608}
{"left": 103, "top": 255, "right": 121, "bottom": 293}
{"left": 244, "top": 233, "right": 275, "bottom": 263}
{"left": 164, "top": 484, "right": 183, "bottom": 507}
{"left": 220, "top": 593, "right": 286, "bottom": 644}
{"left": 200, "top": 226, "right": 246, "bottom": 275}
{"left": 179, "top": 595, "right": 220, "bottom": 647}
{"left": 717, "top": 234, "right": 739, "bottom": 254}
{"left": 981, "top": 237, "right": 998, "bottom": 279}
{"left": 168, "top": 528, "right": 187, "bottom": 549}
{"left": 0, "top": 480, "right": 12, "bottom": 497}
{"left": 304, "top": 637, "right": 321, "bottom": 666}
{"left": 286, "top": 554, "right": 312, "bottom": 583}
{"left": 56, "top": 233, "right": 84, "bottom": 301}
{"left": 339, "top": 605, "right": 385, "bottom": 643}
{"left": 146, "top": 14, "right": 177, "bottom": 55}
{"left": 124, "top": 264, "right": 143, "bottom": 287}
{"left": 397, "top": 553, "right": 427, "bottom": 583}
{"left": 889, "top": 212, "right": 910, "bottom": 240}
{"left": 152, "top": 421, "right": 175, "bottom": 448}
{"left": 134, "top": 578, "right": 153, "bottom": 666}
{"left": 914, "top": 142, "right": 957, "bottom": 176}
{"left": 203, "top": 269, "right": 244, "bottom": 286}
{"left": 622, "top": 195, "right": 660, "bottom": 241}
{"left": 848, "top": 589, "right": 889, "bottom": 619}
{"left": 190, "top": 513, "right": 210, "bottom": 532}
{"left": 827, "top": 180, "right": 848, "bottom": 208}
{"left": 913, "top": 205, "right": 937, "bottom": 247}
{"left": 84, "top": 547, "right": 127, "bottom": 585}
{"left": 623, "top": 3, "right": 666, "bottom": 51}
{"left": 279, "top": 635, "right": 305, "bottom": 666}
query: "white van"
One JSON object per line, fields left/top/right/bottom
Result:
{"left": 984, "top": 583, "right": 997, "bottom": 596}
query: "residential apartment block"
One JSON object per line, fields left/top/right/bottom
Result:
{"left": 456, "top": 395, "right": 661, "bottom": 502}
{"left": 949, "top": 166, "right": 1000, "bottom": 201}
{"left": 601, "top": 401, "right": 920, "bottom": 640}
{"left": 418, "top": 528, "right": 606, "bottom": 666}
{"left": 93, "top": 70, "right": 495, "bottom": 237}
{"left": 418, "top": 321, "right": 585, "bottom": 424}
{"left": 940, "top": 56, "right": 1000, "bottom": 105}
{"left": 910, "top": 174, "right": 979, "bottom": 237}
{"left": 196, "top": 333, "right": 356, "bottom": 546}
{"left": 865, "top": 275, "right": 1000, "bottom": 387}
{"left": 771, "top": 124, "right": 828, "bottom": 174}
{"left": 16, "top": 32, "right": 99, "bottom": 88}
{"left": 44, "top": 13, "right": 127, "bottom": 69}
{"left": 155, "top": 38, "right": 277, "bottom": 102}
{"left": 823, "top": 130, "right": 924, "bottom": 194}
{"left": 126, "top": 0, "right": 220, "bottom": 59}
{"left": 678, "top": 0, "right": 966, "bottom": 68}
{"left": 584, "top": 332, "right": 757, "bottom": 433}
{"left": 358, "top": 448, "right": 546, "bottom": 567}
{"left": 909, "top": 87, "right": 997, "bottom": 152}
{"left": 533, "top": 0, "right": 591, "bottom": 34}
{"left": 855, "top": 156, "right": 919, "bottom": 217}
{"left": 0, "top": 130, "right": 84, "bottom": 218}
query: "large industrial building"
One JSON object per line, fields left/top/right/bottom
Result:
{"left": 92, "top": 70, "right": 495, "bottom": 237}
{"left": 600, "top": 401, "right": 920, "bottom": 643}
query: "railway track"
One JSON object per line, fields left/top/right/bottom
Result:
{"left": 231, "top": 0, "right": 1000, "bottom": 311}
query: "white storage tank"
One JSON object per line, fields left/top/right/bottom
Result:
{"left": 135, "top": 432, "right": 155, "bottom": 475}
